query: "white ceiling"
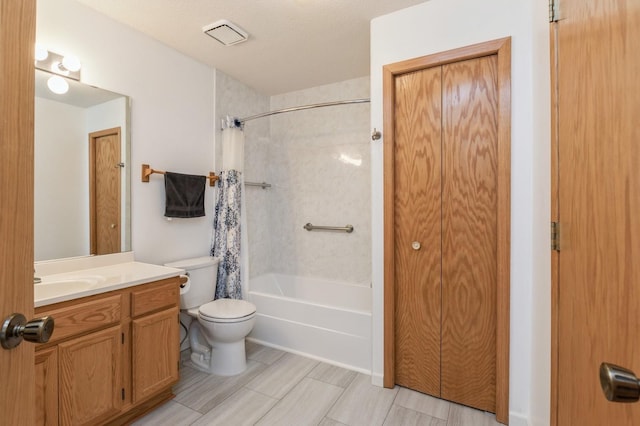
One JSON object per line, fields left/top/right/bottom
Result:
{"left": 74, "top": 0, "right": 427, "bottom": 95}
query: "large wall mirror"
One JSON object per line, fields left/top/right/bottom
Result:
{"left": 35, "top": 69, "right": 131, "bottom": 261}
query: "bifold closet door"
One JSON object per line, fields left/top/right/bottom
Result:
{"left": 393, "top": 66, "right": 443, "bottom": 396}
{"left": 393, "top": 55, "right": 498, "bottom": 412}
{"left": 441, "top": 55, "right": 498, "bottom": 412}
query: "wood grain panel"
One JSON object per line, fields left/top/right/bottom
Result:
{"left": 393, "top": 66, "right": 443, "bottom": 396}
{"left": 0, "top": 1, "right": 36, "bottom": 424}
{"left": 59, "top": 325, "right": 123, "bottom": 426}
{"left": 35, "top": 347, "right": 58, "bottom": 426}
{"left": 37, "top": 294, "right": 122, "bottom": 344}
{"left": 132, "top": 307, "right": 180, "bottom": 403}
{"left": 441, "top": 55, "right": 498, "bottom": 412}
{"left": 90, "top": 128, "right": 121, "bottom": 255}
{"left": 555, "top": 1, "right": 640, "bottom": 424}
{"left": 131, "top": 277, "right": 180, "bottom": 317}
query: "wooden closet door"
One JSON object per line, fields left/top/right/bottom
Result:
{"left": 441, "top": 55, "right": 498, "bottom": 412}
{"left": 393, "top": 66, "right": 443, "bottom": 396}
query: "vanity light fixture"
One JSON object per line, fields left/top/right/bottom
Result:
{"left": 46, "top": 75, "right": 69, "bottom": 95}
{"left": 35, "top": 48, "right": 81, "bottom": 95}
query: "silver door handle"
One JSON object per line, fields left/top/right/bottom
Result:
{"left": 0, "top": 314, "right": 55, "bottom": 349}
{"left": 600, "top": 362, "right": 640, "bottom": 402}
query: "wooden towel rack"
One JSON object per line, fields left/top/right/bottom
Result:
{"left": 141, "top": 164, "right": 219, "bottom": 186}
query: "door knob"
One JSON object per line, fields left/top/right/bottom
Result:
{"left": 599, "top": 362, "right": 640, "bottom": 402}
{"left": 0, "top": 314, "right": 55, "bottom": 349}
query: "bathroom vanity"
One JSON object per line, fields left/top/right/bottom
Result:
{"left": 33, "top": 254, "right": 182, "bottom": 425}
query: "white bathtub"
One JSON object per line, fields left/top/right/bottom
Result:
{"left": 247, "top": 273, "right": 371, "bottom": 373}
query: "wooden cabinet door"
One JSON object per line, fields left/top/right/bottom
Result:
{"left": 35, "top": 347, "right": 58, "bottom": 426}
{"left": 132, "top": 307, "right": 179, "bottom": 403}
{"left": 59, "top": 326, "right": 123, "bottom": 426}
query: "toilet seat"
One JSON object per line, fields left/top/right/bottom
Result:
{"left": 198, "top": 299, "right": 256, "bottom": 323}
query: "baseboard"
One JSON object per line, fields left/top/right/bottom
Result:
{"left": 371, "top": 372, "right": 384, "bottom": 387}
{"left": 509, "top": 412, "right": 530, "bottom": 426}
{"left": 246, "top": 337, "right": 372, "bottom": 376}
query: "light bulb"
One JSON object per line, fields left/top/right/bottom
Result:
{"left": 61, "top": 55, "right": 81, "bottom": 72}
{"left": 47, "top": 75, "right": 69, "bottom": 94}
{"left": 35, "top": 44, "right": 48, "bottom": 61}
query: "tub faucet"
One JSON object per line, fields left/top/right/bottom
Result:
{"left": 34, "top": 269, "right": 41, "bottom": 284}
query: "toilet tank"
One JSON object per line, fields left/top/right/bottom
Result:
{"left": 164, "top": 256, "right": 220, "bottom": 309}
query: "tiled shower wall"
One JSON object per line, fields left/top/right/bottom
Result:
{"left": 216, "top": 72, "right": 371, "bottom": 285}
{"left": 269, "top": 77, "right": 371, "bottom": 285}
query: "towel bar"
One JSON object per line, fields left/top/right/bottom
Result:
{"left": 141, "top": 164, "right": 218, "bottom": 186}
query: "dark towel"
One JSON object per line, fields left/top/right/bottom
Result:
{"left": 164, "top": 172, "right": 206, "bottom": 218}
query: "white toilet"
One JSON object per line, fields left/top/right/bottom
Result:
{"left": 165, "top": 256, "right": 256, "bottom": 376}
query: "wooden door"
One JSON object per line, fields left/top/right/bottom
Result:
{"left": 441, "top": 55, "right": 499, "bottom": 411}
{"left": 132, "top": 307, "right": 179, "bottom": 403}
{"left": 393, "top": 66, "right": 443, "bottom": 397}
{"left": 59, "top": 326, "right": 123, "bottom": 425}
{"left": 89, "top": 128, "right": 121, "bottom": 255}
{"left": 384, "top": 38, "right": 511, "bottom": 423}
{"left": 553, "top": 2, "right": 640, "bottom": 425}
{"left": 0, "top": 0, "right": 36, "bottom": 424}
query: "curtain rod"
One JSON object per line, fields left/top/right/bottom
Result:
{"left": 222, "top": 98, "right": 370, "bottom": 129}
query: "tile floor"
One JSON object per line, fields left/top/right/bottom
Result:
{"left": 133, "top": 342, "right": 503, "bottom": 426}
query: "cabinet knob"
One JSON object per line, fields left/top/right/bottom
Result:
{"left": 412, "top": 241, "right": 421, "bottom": 250}
{"left": 0, "top": 314, "right": 55, "bottom": 349}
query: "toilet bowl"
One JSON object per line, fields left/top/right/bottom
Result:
{"left": 165, "top": 256, "right": 256, "bottom": 376}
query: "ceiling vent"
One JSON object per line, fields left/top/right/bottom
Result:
{"left": 203, "top": 20, "right": 249, "bottom": 46}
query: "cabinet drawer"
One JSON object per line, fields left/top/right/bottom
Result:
{"left": 131, "top": 278, "right": 179, "bottom": 317}
{"left": 37, "top": 294, "right": 122, "bottom": 344}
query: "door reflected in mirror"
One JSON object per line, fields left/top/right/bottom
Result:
{"left": 34, "top": 69, "right": 131, "bottom": 261}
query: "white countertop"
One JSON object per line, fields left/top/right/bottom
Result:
{"left": 34, "top": 256, "right": 184, "bottom": 308}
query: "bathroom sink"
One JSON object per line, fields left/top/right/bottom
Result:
{"left": 35, "top": 276, "right": 107, "bottom": 301}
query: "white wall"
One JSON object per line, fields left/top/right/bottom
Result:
{"left": 370, "top": 1, "right": 550, "bottom": 424}
{"left": 270, "top": 77, "right": 371, "bottom": 283}
{"left": 529, "top": 1, "right": 552, "bottom": 425}
{"left": 37, "top": 0, "right": 215, "bottom": 265}
{"left": 34, "top": 98, "right": 88, "bottom": 260}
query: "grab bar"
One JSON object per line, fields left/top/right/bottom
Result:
{"left": 245, "top": 181, "right": 272, "bottom": 189}
{"left": 303, "top": 223, "right": 354, "bottom": 233}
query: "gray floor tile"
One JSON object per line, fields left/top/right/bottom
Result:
{"left": 131, "top": 401, "right": 201, "bottom": 426}
{"left": 447, "top": 404, "right": 502, "bottom": 426}
{"left": 174, "top": 360, "right": 268, "bottom": 413}
{"left": 256, "top": 378, "right": 344, "bottom": 426}
{"left": 246, "top": 340, "right": 286, "bottom": 365}
{"left": 246, "top": 352, "right": 318, "bottom": 399}
{"left": 191, "top": 388, "right": 278, "bottom": 426}
{"left": 394, "top": 387, "right": 451, "bottom": 420}
{"left": 318, "top": 418, "right": 348, "bottom": 426}
{"left": 326, "top": 373, "right": 398, "bottom": 426}
{"left": 174, "top": 364, "right": 208, "bottom": 395}
{"left": 383, "top": 405, "right": 447, "bottom": 426}
{"left": 307, "top": 362, "right": 358, "bottom": 388}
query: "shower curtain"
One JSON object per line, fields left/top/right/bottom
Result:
{"left": 211, "top": 126, "right": 247, "bottom": 300}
